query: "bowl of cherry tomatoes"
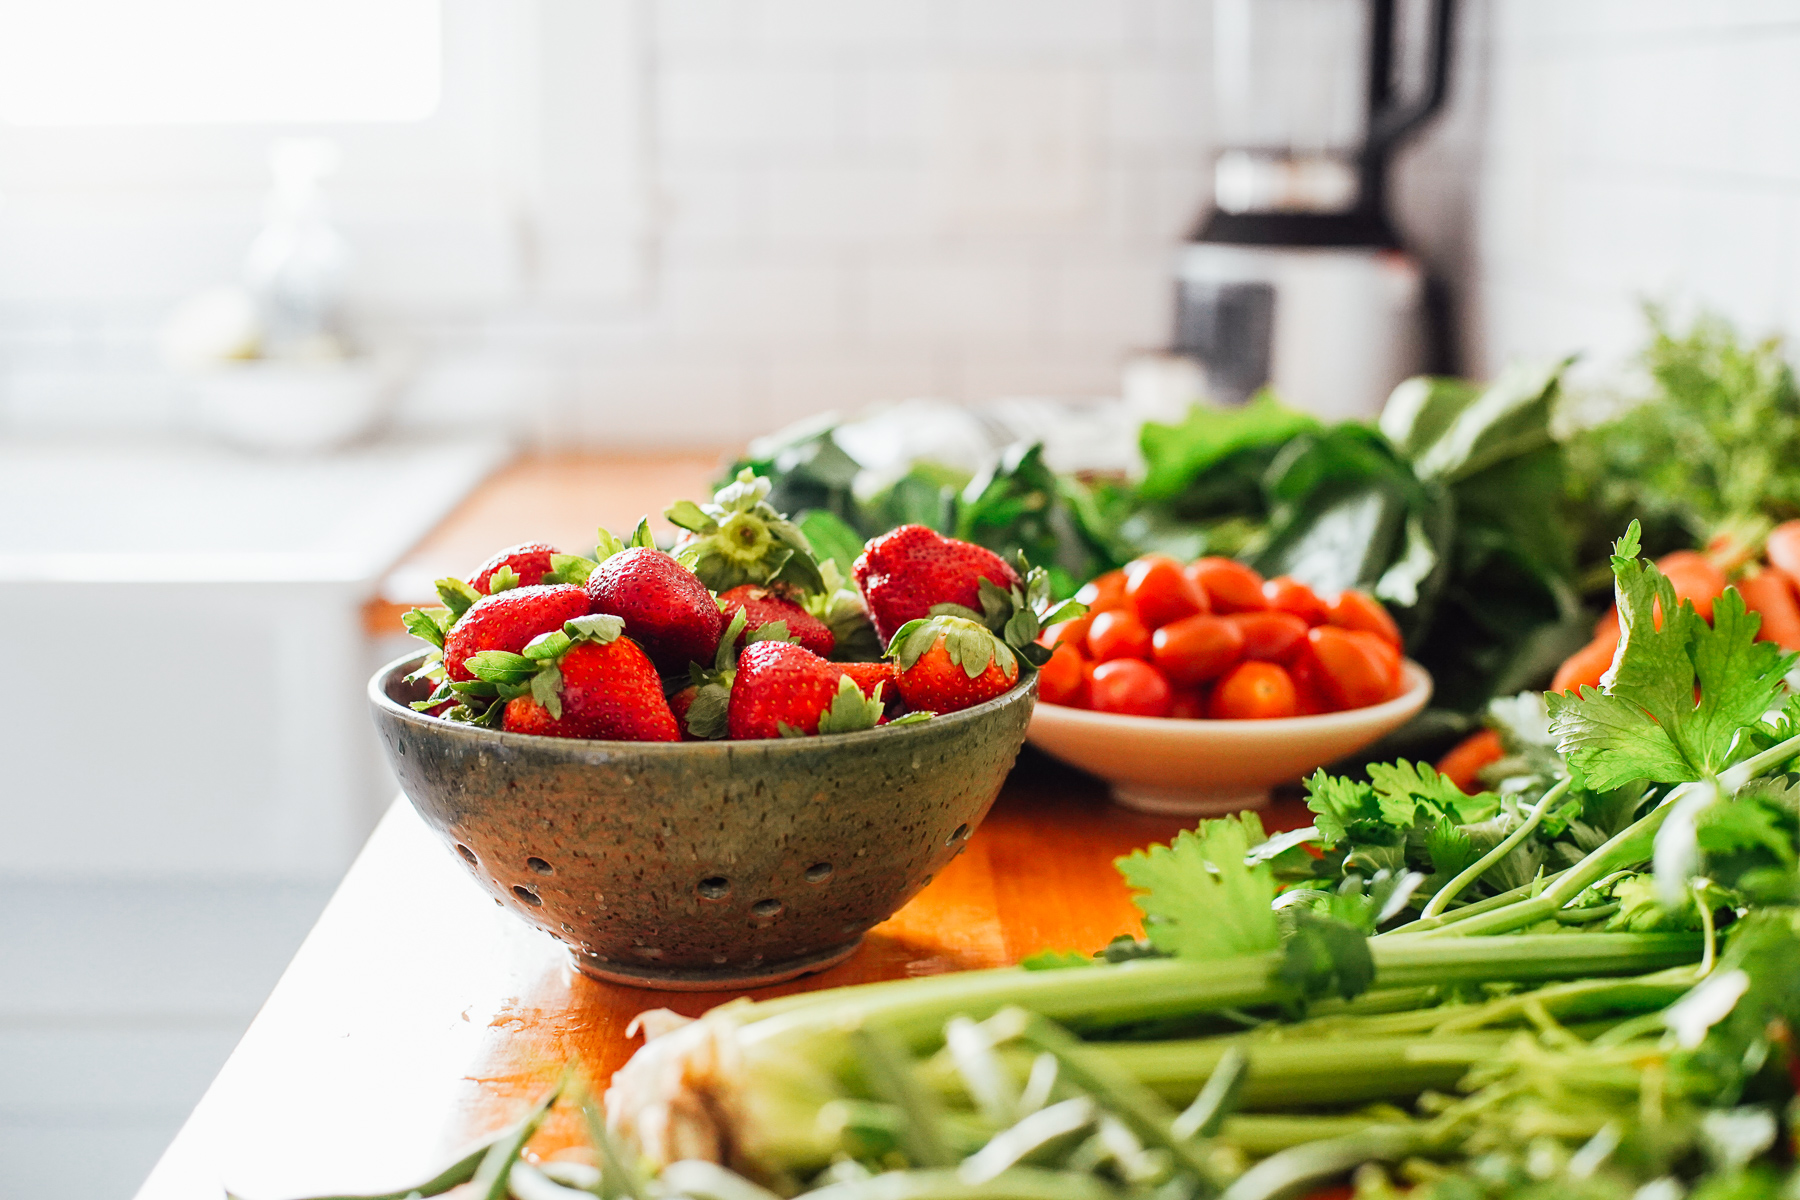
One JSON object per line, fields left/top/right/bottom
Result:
{"left": 1025, "top": 556, "right": 1432, "bottom": 815}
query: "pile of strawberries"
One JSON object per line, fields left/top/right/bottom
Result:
{"left": 401, "top": 473, "right": 1078, "bottom": 743}
{"left": 1037, "top": 556, "right": 1408, "bottom": 720}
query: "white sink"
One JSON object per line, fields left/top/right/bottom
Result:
{"left": 0, "top": 437, "right": 510, "bottom": 882}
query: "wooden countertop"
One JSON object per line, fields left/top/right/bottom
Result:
{"left": 135, "top": 756, "right": 1310, "bottom": 1200}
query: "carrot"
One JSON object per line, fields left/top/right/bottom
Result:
{"left": 1737, "top": 565, "right": 1800, "bottom": 651}
{"left": 1436, "top": 729, "right": 1504, "bottom": 794}
{"left": 1767, "top": 521, "right": 1800, "bottom": 581}
{"left": 1550, "top": 625, "right": 1621, "bottom": 695}
{"left": 1593, "top": 549, "right": 1728, "bottom": 638}
{"left": 1655, "top": 550, "right": 1726, "bottom": 622}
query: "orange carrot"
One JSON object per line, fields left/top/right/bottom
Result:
{"left": 1551, "top": 625, "right": 1621, "bottom": 695}
{"left": 1738, "top": 565, "right": 1800, "bottom": 651}
{"left": 1767, "top": 521, "right": 1800, "bottom": 581}
{"left": 1436, "top": 729, "right": 1504, "bottom": 794}
{"left": 1655, "top": 550, "right": 1727, "bottom": 622}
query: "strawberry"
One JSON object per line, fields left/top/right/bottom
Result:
{"left": 853, "top": 525, "right": 1023, "bottom": 645}
{"left": 726, "top": 641, "right": 883, "bottom": 740}
{"left": 439, "top": 584, "right": 591, "bottom": 682}
{"left": 666, "top": 469, "right": 826, "bottom": 596}
{"left": 888, "top": 615, "right": 1020, "bottom": 714}
{"left": 838, "top": 660, "right": 897, "bottom": 701}
{"left": 470, "top": 542, "right": 558, "bottom": 594}
{"left": 718, "top": 584, "right": 835, "bottom": 658}
{"left": 838, "top": 660, "right": 902, "bottom": 718}
{"left": 586, "top": 547, "right": 724, "bottom": 673}
{"left": 466, "top": 615, "right": 678, "bottom": 742}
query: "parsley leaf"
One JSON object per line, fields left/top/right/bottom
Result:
{"left": 1303, "top": 771, "right": 1382, "bottom": 844}
{"left": 1116, "top": 813, "right": 1280, "bottom": 962}
{"left": 1367, "top": 759, "right": 1500, "bottom": 828}
{"left": 1548, "top": 522, "right": 1796, "bottom": 791}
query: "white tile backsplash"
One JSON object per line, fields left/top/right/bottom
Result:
{"left": 1471, "top": 4, "right": 1800, "bottom": 375}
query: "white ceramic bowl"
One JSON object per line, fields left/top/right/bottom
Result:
{"left": 1026, "top": 661, "right": 1433, "bottom": 816}
{"left": 187, "top": 354, "right": 410, "bottom": 454}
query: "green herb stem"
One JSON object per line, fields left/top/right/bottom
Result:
{"left": 743, "top": 934, "right": 1700, "bottom": 1055}
{"left": 1419, "top": 777, "right": 1572, "bottom": 919}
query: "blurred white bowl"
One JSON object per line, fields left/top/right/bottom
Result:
{"left": 1027, "top": 661, "right": 1433, "bottom": 816}
{"left": 187, "top": 354, "right": 409, "bottom": 454}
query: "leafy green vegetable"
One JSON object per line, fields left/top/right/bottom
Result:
{"left": 1549, "top": 523, "right": 1796, "bottom": 791}
{"left": 1137, "top": 393, "right": 1319, "bottom": 502}
{"left": 1115, "top": 813, "right": 1280, "bottom": 962}
{"left": 1570, "top": 307, "right": 1800, "bottom": 549}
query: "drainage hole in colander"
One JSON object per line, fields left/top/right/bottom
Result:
{"left": 455, "top": 843, "right": 478, "bottom": 865}
{"left": 697, "top": 876, "right": 730, "bottom": 900}
{"left": 512, "top": 885, "right": 543, "bottom": 907}
{"left": 947, "top": 824, "right": 969, "bottom": 845}
{"left": 751, "top": 898, "right": 784, "bottom": 918}
{"left": 804, "top": 862, "right": 833, "bottom": 883}
{"left": 526, "top": 856, "right": 553, "bottom": 875}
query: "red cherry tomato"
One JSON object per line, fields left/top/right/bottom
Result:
{"left": 1225, "top": 611, "right": 1310, "bottom": 664}
{"left": 1303, "top": 626, "right": 1392, "bottom": 711}
{"left": 1263, "top": 576, "right": 1330, "bottom": 625}
{"left": 1185, "top": 558, "right": 1268, "bottom": 613}
{"left": 1168, "top": 688, "right": 1209, "bottom": 720}
{"left": 1209, "top": 661, "right": 1298, "bottom": 719}
{"left": 1326, "top": 588, "right": 1402, "bottom": 647}
{"left": 1087, "top": 608, "right": 1153, "bottom": 662}
{"left": 1125, "top": 555, "right": 1208, "bottom": 629}
{"left": 1288, "top": 652, "right": 1331, "bottom": 715}
{"left": 1151, "top": 613, "right": 1246, "bottom": 686}
{"left": 1040, "top": 613, "right": 1093, "bottom": 652}
{"left": 1351, "top": 629, "right": 1405, "bottom": 697}
{"left": 1037, "top": 641, "right": 1090, "bottom": 706}
{"left": 1090, "top": 658, "right": 1173, "bottom": 717}
{"left": 1075, "top": 569, "right": 1129, "bottom": 614}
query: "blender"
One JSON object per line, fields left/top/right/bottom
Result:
{"left": 1173, "top": 0, "right": 1455, "bottom": 418}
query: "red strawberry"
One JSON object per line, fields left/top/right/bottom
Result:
{"left": 497, "top": 620, "right": 678, "bottom": 742}
{"left": 888, "top": 615, "right": 1020, "bottom": 714}
{"left": 585, "top": 547, "right": 724, "bottom": 672}
{"left": 727, "top": 641, "right": 882, "bottom": 740}
{"left": 853, "top": 525, "right": 1023, "bottom": 645}
{"left": 838, "top": 660, "right": 897, "bottom": 701}
{"left": 470, "top": 541, "right": 559, "bottom": 594}
{"left": 838, "top": 660, "right": 902, "bottom": 718}
{"left": 718, "top": 584, "right": 835, "bottom": 657}
{"left": 443, "top": 584, "right": 591, "bottom": 682}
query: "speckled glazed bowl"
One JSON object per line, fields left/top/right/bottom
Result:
{"left": 369, "top": 653, "right": 1036, "bottom": 991}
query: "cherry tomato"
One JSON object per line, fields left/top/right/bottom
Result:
{"left": 1303, "top": 626, "right": 1392, "bottom": 711}
{"left": 1090, "top": 658, "right": 1173, "bottom": 717}
{"left": 1040, "top": 613, "right": 1093, "bottom": 652}
{"left": 1288, "top": 652, "right": 1331, "bottom": 715}
{"left": 1125, "top": 555, "right": 1208, "bottom": 629}
{"left": 1185, "top": 558, "right": 1268, "bottom": 613}
{"left": 1087, "top": 608, "right": 1153, "bottom": 662}
{"left": 1075, "top": 569, "right": 1129, "bottom": 614}
{"left": 1326, "top": 588, "right": 1401, "bottom": 647}
{"left": 1209, "top": 661, "right": 1298, "bottom": 719}
{"left": 1225, "top": 611, "right": 1310, "bottom": 664}
{"left": 1263, "top": 576, "right": 1330, "bottom": 625}
{"left": 1037, "top": 641, "right": 1090, "bottom": 706}
{"left": 1353, "top": 630, "right": 1405, "bottom": 697}
{"left": 1168, "top": 688, "right": 1209, "bottom": 719}
{"left": 1151, "top": 613, "right": 1245, "bottom": 686}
